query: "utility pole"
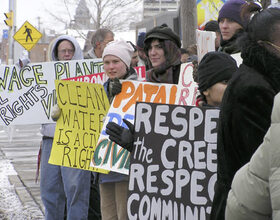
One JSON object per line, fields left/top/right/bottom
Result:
{"left": 180, "top": 0, "right": 197, "bottom": 48}
{"left": 6, "top": 0, "right": 16, "bottom": 64}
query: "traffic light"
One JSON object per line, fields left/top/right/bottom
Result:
{"left": 4, "top": 11, "right": 13, "bottom": 27}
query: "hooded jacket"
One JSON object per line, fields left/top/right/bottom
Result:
{"left": 211, "top": 38, "right": 280, "bottom": 220}
{"left": 41, "top": 35, "right": 83, "bottom": 138}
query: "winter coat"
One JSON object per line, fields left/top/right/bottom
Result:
{"left": 84, "top": 48, "right": 98, "bottom": 59}
{"left": 41, "top": 35, "right": 83, "bottom": 138}
{"left": 225, "top": 92, "right": 280, "bottom": 220}
{"left": 211, "top": 39, "right": 280, "bottom": 220}
{"left": 99, "top": 67, "right": 138, "bottom": 184}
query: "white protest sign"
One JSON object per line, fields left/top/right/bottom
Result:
{"left": 231, "top": 52, "right": 242, "bottom": 67}
{"left": 176, "top": 63, "right": 199, "bottom": 106}
{"left": 0, "top": 59, "right": 103, "bottom": 126}
{"left": 92, "top": 80, "right": 178, "bottom": 175}
{"left": 196, "top": 29, "right": 216, "bottom": 62}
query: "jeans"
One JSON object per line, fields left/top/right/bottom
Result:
{"left": 40, "top": 138, "right": 91, "bottom": 220}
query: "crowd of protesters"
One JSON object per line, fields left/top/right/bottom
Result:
{"left": 31, "top": 0, "right": 280, "bottom": 219}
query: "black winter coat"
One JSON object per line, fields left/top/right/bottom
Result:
{"left": 211, "top": 40, "right": 280, "bottom": 220}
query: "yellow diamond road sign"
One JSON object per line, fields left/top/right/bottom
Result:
{"left": 13, "top": 21, "right": 42, "bottom": 51}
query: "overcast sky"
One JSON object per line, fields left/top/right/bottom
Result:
{"left": 1, "top": 0, "right": 76, "bottom": 35}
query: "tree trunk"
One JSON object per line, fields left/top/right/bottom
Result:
{"left": 180, "top": 0, "right": 197, "bottom": 48}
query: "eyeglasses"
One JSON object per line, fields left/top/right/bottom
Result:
{"left": 264, "top": 41, "right": 280, "bottom": 52}
{"left": 58, "top": 49, "right": 75, "bottom": 54}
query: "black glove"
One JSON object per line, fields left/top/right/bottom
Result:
{"left": 109, "top": 78, "right": 122, "bottom": 95}
{"left": 107, "top": 78, "right": 122, "bottom": 103}
{"left": 106, "top": 119, "right": 134, "bottom": 152}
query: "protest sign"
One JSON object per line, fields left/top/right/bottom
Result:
{"left": 128, "top": 102, "right": 219, "bottom": 219}
{"left": 0, "top": 59, "right": 103, "bottom": 126}
{"left": 92, "top": 80, "right": 178, "bottom": 175}
{"left": 66, "top": 65, "right": 146, "bottom": 83}
{"left": 231, "top": 53, "right": 242, "bottom": 67}
{"left": 135, "top": 66, "right": 146, "bottom": 81}
{"left": 67, "top": 71, "right": 108, "bottom": 84}
{"left": 48, "top": 80, "right": 110, "bottom": 172}
{"left": 176, "top": 63, "right": 198, "bottom": 106}
{"left": 196, "top": 29, "right": 216, "bottom": 62}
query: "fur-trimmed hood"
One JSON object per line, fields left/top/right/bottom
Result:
{"left": 241, "top": 38, "right": 280, "bottom": 92}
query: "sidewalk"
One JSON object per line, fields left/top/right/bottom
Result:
{"left": 0, "top": 125, "right": 44, "bottom": 219}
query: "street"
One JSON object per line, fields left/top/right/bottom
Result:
{"left": 0, "top": 124, "right": 44, "bottom": 219}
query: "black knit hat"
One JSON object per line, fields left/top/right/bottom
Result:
{"left": 198, "top": 51, "right": 238, "bottom": 92}
{"left": 204, "top": 20, "right": 220, "bottom": 32}
{"left": 144, "top": 24, "right": 181, "bottom": 48}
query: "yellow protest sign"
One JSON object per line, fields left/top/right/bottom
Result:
{"left": 13, "top": 21, "right": 42, "bottom": 51}
{"left": 48, "top": 80, "right": 110, "bottom": 173}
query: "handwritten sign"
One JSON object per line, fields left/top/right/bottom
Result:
{"left": 48, "top": 80, "right": 110, "bottom": 172}
{"left": 196, "top": 29, "right": 216, "bottom": 62}
{"left": 128, "top": 102, "right": 219, "bottom": 219}
{"left": 92, "top": 80, "right": 178, "bottom": 174}
{"left": 176, "top": 63, "right": 198, "bottom": 106}
{"left": 0, "top": 59, "right": 103, "bottom": 126}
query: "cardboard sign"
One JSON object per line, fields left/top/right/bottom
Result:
{"left": 48, "top": 80, "right": 110, "bottom": 172}
{"left": 176, "top": 63, "right": 198, "bottom": 106}
{"left": 135, "top": 66, "right": 146, "bottom": 81}
{"left": 65, "top": 66, "right": 146, "bottom": 83}
{"left": 92, "top": 80, "right": 178, "bottom": 175}
{"left": 128, "top": 102, "right": 219, "bottom": 219}
{"left": 0, "top": 59, "right": 103, "bottom": 126}
{"left": 196, "top": 29, "right": 216, "bottom": 62}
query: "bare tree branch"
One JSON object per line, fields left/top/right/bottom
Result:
{"left": 44, "top": 0, "right": 142, "bottom": 32}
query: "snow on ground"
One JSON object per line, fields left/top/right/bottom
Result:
{"left": 0, "top": 158, "right": 43, "bottom": 220}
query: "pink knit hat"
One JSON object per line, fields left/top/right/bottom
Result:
{"left": 102, "top": 40, "right": 134, "bottom": 67}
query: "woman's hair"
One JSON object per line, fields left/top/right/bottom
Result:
{"left": 143, "top": 38, "right": 181, "bottom": 70}
{"left": 143, "top": 38, "right": 166, "bottom": 57}
{"left": 242, "top": 2, "right": 280, "bottom": 43}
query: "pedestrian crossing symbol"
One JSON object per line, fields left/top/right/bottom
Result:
{"left": 13, "top": 21, "right": 42, "bottom": 51}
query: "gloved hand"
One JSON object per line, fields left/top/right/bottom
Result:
{"left": 108, "top": 78, "right": 122, "bottom": 103}
{"left": 51, "top": 104, "right": 61, "bottom": 121}
{"left": 16, "top": 58, "right": 30, "bottom": 69}
{"left": 106, "top": 119, "right": 134, "bottom": 152}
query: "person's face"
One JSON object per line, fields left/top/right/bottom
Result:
{"left": 57, "top": 40, "right": 75, "bottom": 61}
{"left": 103, "top": 55, "right": 127, "bottom": 79}
{"left": 138, "top": 48, "right": 146, "bottom": 60}
{"left": 131, "top": 51, "right": 139, "bottom": 67}
{"left": 181, "top": 53, "right": 189, "bottom": 63}
{"left": 100, "top": 33, "right": 114, "bottom": 54}
{"left": 219, "top": 18, "right": 242, "bottom": 41}
{"left": 148, "top": 39, "right": 166, "bottom": 68}
{"left": 203, "top": 81, "right": 228, "bottom": 106}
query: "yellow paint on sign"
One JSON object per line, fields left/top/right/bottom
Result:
{"left": 49, "top": 80, "right": 110, "bottom": 173}
{"left": 13, "top": 21, "right": 42, "bottom": 51}
{"left": 197, "top": 0, "right": 225, "bottom": 29}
